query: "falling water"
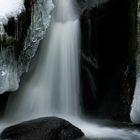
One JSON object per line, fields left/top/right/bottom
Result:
{"left": 3, "top": 0, "right": 80, "bottom": 122}
{"left": 1, "top": 0, "right": 140, "bottom": 139}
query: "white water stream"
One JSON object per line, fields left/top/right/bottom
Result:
{"left": 3, "top": 0, "right": 80, "bottom": 121}
{"left": 1, "top": 0, "right": 140, "bottom": 139}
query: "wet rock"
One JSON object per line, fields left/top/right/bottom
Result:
{"left": 0, "top": 117, "right": 84, "bottom": 140}
{"left": 80, "top": 0, "right": 137, "bottom": 122}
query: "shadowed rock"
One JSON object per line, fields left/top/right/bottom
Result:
{"left": 80, "top": 0, "right": 137, "bottom": 122}
{"left": 0, "top": 117, "right": 84, "bottom": 140}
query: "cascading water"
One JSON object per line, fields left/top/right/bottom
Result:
{"left": 3, "top": 0, "right": 80, "bottom": 122}
{"left": 1, "top": 0, "right": 140, "bottom": 139}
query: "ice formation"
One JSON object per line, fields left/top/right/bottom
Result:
{"left": 0, "top": 0, "right": 54, "bottom": 94}
{"left": 0, "top": 0, "right": 25, "bottom": 24}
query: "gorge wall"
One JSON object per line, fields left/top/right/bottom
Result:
{"left": 80, "top": 0, "right": 137, "bottom": 122}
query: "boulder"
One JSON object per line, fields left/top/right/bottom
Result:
{"left": 0, "top": 117, "right": 84, "bottom": 140}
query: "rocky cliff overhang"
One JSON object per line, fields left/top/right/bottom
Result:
{"left": 0, "top": 0, "right": 54, "bottom": 94}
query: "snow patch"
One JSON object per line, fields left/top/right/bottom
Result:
{"left": 0, "top": 0, "right": 25, "bottom": 24}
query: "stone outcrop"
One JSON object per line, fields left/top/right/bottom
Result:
{"left": 0, "top": 0, "right": 53, "bottom": 94}
{"left": 80, "top": 0, "right": 137, "bottom": 122}
{"left": 0, "top": 117, "right": 84, "bottom": 140}
{"left": 0, "top": 0, "right": 54, "bottom": 115}
{"left": 0, "top": 0, "right": 36, "bottom": 115}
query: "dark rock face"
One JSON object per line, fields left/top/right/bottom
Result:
{"left": 80, "top": 7, "right": 99, "bottom": 114}
{"left": 0, "top": 117, "right": 84, "bottom": 140}
{"left": 80, "top": 0, "right": 137, "bottom": 122}
{"left": 77, "top": 0, "right": 108, "bottom": 10}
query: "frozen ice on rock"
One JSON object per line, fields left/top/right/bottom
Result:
{"left": 0, "top": 0, "right": 25, "bottom": 24}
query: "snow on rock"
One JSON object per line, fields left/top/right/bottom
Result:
{"left": 130, "top": 1, "right": 140, "bottom": 124}
{"left": 19, "top": 0, "right": 54, "bottom": 73}
{"left": 0, "top": 0, "right": 54, "bottom": 94}
{"left": 0, "top": 0, "right": 25, "bottom": 24}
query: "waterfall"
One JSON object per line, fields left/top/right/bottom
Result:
{"left": 1, "top": 0, "right": 140, "bottom": 139}
{"left": 3, "top": 0, "right": 80, "bottom": 123}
